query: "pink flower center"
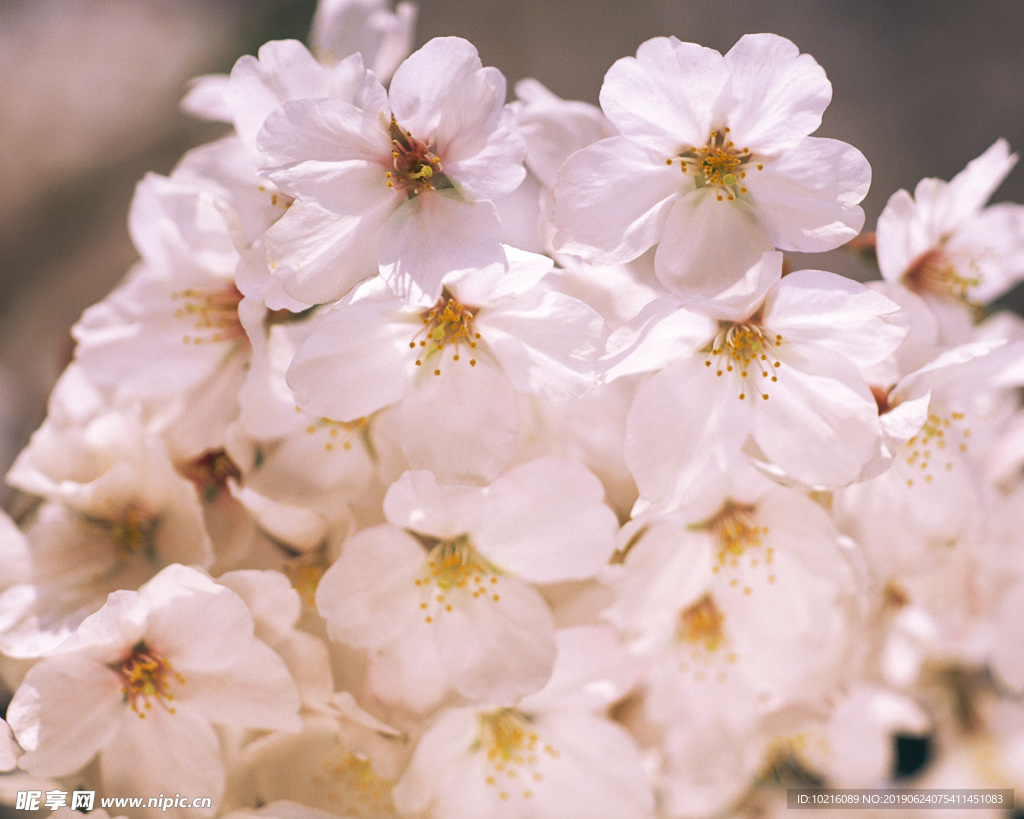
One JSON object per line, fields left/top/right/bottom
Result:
{"left": 385, "top": 116, "right": 453, "bottom": 196}
{"left": 115, "top": 641, "right": 185, "bottom": 718}
{"left": 902, "top": 247, "right": 983, "bottom": 306}
{"left": 172, "top": 284, "right": 245, "bottom": 346}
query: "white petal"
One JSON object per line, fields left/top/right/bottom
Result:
{"left": 380, "top": 194, "right": 505, "bottom": 306}
{"left": 744, "top": 136, "right": 869, "bottom": 252}
{"left": 600, "top": 37, "right": 726, "bottom": 153}
{"left": 946, "top": 138, "right": 1018, "bottom": 224}
{"left": 723, "top": 33, "right": 831, "bottom": 153}
{"left": 625, "top": 358, "right": 750, "bottom": 514}
{"left": 264, "top": 197, "right": 392, "bottom": 305}
{"left": 602, "top": 297, "right": 716, "bottom": 379}
{"left": 552, "top": 137, "right": 682, "bottom": 265}
{"left": 8, "top": 655, "right": 122, "bottom": 776}
{"left": 398, "top": 358, "right": 519, "bottom": 484}
{"left": 181, "top": 638, "right": 301, "bottom": 732}
{"left": 389, "top": 37, "right": 484, "bottom": 138}
{"left": 315, "top": 525, "right": 424, "bottom": 649}
{"left": 752, "top": 343, "right": 881, "bottom": 486}
{"left": 382, "top": 470, "right": 485, "bottom": 538}
{"left": 436, "top": 575, "right": 557, "bottom": 703}
{"left": 101, "top": 705, "right": 223, "bottom": 819}
{"left": 473, "top": 458, "right": 618, "bottom": 583}
{"left": 653, "top": 189, "right": 773, "bottom": 299}
{"left": 286, "top": 298, "right": 413, "bottom": 420}
{"left": 477, "top": 290, "right": 602, "bottom": 401}
{"left": 764, "top": 269, "right": 908, "bottom": 367}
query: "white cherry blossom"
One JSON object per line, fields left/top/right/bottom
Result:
{"left": 286, "top": 249, "right": 602, "bottom": 484}
{"left": 257, "top": 36, "right": 526, "bottom": 306}
{"left": 553, "top": 33, "right": 870, "bottom": 298}
{"left": 7, "top": 565, "right": 301, "bottom": 818}
{"left": 877, "top": 139, "right": 1024, "bottom": 321}
{"left": 315, "top": 461, "right": 618, "bottom": 713}
{"left": 612, "top": 252, "right": 907, "bottom": 512}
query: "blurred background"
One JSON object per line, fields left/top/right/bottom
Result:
{"left": 2, "top": 0, "right": 1024, "bottom": 491}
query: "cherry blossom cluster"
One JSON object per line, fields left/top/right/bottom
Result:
{"left": 3, "top": 1, "right": 1024, "bottom": 817}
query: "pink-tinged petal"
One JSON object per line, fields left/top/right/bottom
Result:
{"left": 552, "top": 137, "right": 682, "bottom": 265}
{"left": 992, "top": 580, "right": 1024, "bottom": 691}
{"left": 391, "top": 708, "right": 483, "bottom": 818}
{"left": 764, "top": 269, "right": 908, "bottom": 367}
{"left": 603, "top": 297, "right": 716, "bottom": 380}
{"left": 264, "top": 197, "right": 391, "bottom": 305}
{"left": 448, "top": 246, "right": 552, "bottom": 304}
{"left": 436, "top": 574, "right": 557, "bottom": 702}
{"left": 389, "top": 37, "right": 484, "bottom": 138}
{"left": 473, "top": 458, "right": 618, "bottom": 583}
{"left": 724, "top": 33, "right": 831, "bottom": 153}
{"left": 876, "top": 188, "right": 927, "bottom": 283}
{"left": 315, "top": 525, "right": 425, "bottom": 649}
{"left": 9, "top": 654, "right": 122, "bottom": 776}
{"left": 525, "top": 710, "right": 655, "bottom": 819}
{"left": 139, "top": 565, "right": 256, "bottom": 674}
{"left": 744, "top": 136, "right": 869, "bottom": 252}
{"left": 600, "top": 37, "right": 727, "bottom": 153}
{"left": 258, "top": 97, "right": 391, "bottom": 173}
{"left": 51, "top": 588, "right": 149, "bottom": 658}
{"left": 955, "top": 203, "right": 1024, "bottom": 302}
{"left": 367, "top": 621, "right": 453, "bottom": 714}
{"left": 181, "top": 73, "right": 231, "bottom": 122}
{"left": 444, "top": 105, "right": 526, "bottom": 202}
{"left": 286, "top": 299, "right": 413, "bottom": 420}
{"left": 625, "top": 358, "right": 750, "bottom": 514}
{"left": 945, "top": 138, "right": 1018, "bottom": 224}
{"left": 226, "top": 40, "right": 334, "bottom": 144}
{"left": 382, "top": 471, "right": 485, "bottom": 538}
{"left": 476, "top": 290, "right": 602, "bottom": 401}
{"left": 519, "top": 625, "right": 640, "bottom": 713}
{"left": 653, "top": 190, "right": 773, "bottom": 299}
{"left": 398, "top": 356, "right": 519, "bottom": 484}
{"left": 675, "top": 251, "right": 784, "bottom": 323}
{"left": 127, "top": 174, "right": 237, "bottom": 279}
{"left": 752, "top": 344, "right": 881, "bottom": 487}
{"left": 381, "top": 194, "right": 506, "bottom": 306}
{"left": 101, "top": 704, "right": 223, "bottom": 819}
{"left": 180, "top": 639, "right": 301, "bottom": 731}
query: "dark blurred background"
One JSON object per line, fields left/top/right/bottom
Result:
{"left": 2, "top": 0, "right": 1023, "bottom": 487}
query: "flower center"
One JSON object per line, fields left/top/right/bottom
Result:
{"left": 677, "top": 594, "right": 725, "bottom": 653}
{"left": 902, "top": 410, "right": 969, "bottom": 488}
{"left": 413, "top": 534, "right": 500, "bottom": 623}
{"left": 410, "top": 291, "right": 482, "bottom": 375}
{"left": 115, "top": 641, "right": 185, "bottom": 718}
{"left": 693, "top": 501, "right": 776, "bottom": 590}
{"left": 385, "top": 116, "right": 453, "bottom": 196}
{"left": 668, "top": 127, "right": 763, "bottom": 202}
{"left": 83, "top": 504, "right": 160, "bottom": 563}
{"left": 704, "top": 322, "right": 783, "bottom": 400}
{"left": 303, "top": 415, "right": 370, "bottom": 453}
{"left": 172, "top": 285, "right": 245, "bottom": 346}
{"left": 902, "top": 247, "right": 984, "bottom": 306}
{"left": 181, "top": 449, "right": 241, "bottom": 502}
{"left": 476, "top": 708, "right": 557, "bottom": 802}
{"left": 317, "top": 750, "right": 396, "bottom": 817}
